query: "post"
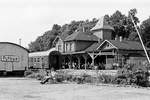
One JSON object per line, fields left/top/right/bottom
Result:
{"left": 92, "top": 58, "right": 94, "bottom": 68}
{"left": 84, "top": 58, "right": 87, "bottom": 70}
{"left": 105, "top": 55, "right": 107, "bottom": 66}
{"left": 83, "top": 55, "right": 88, "bottom": 70}
{"left": 68, "top": 56, "right": 72, "bottom": 69}
{"left": 130, "top": 13, "right": 150, "bottom": 64}
{"left": 77, "top": 57, "right": 81, "bottom": 69}
{"left": 88, "top": 52, "right": 95, "bottom": 68}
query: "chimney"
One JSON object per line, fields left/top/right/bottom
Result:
{"left": 19, "top": 38, "right": 21, "bottom": 46}
{"left": 119, "top": 36, "right": 122, "bottom": 42}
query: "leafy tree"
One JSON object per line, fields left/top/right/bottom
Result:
{"left": 28, "top": 24, "right": 61, "bottom": 52}
{"left": 141, "top": 17, "right": 150, "bottom": 47}
{"left": 109, "top": 9, "right": 139, "bottom": 39}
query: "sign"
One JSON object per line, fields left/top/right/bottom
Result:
{"left": 1, "top": 55, "right": 19, "bottom": 62}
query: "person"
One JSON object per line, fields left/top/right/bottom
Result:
{"left": 40, "top": 67, "right": 57, "bottom": 84}
{"left": 40, "top": 71, "right": 51, "bottom": 84}
{"left": 50, "top": 67, "right": 57, "bottom": 82}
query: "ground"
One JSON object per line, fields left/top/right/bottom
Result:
{"left": 0, "top": 78, "right": 150, "bottom": 100}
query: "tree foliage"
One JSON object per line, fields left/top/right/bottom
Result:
{"left": 141, "top": 17, "right": 150, "bottom": 47}
{"left": 29, "top": 24, "right": 61, "bottom": 52}
{"left": 108, "top": 9, "right": 139, "bottom": 39}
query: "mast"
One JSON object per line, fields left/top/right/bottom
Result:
{"left": 130, "top": 13, "right": 150, "bottom": 64}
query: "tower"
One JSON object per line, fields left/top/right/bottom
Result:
{"left": 91, "top": 16, "right": 114, "bottom": 40}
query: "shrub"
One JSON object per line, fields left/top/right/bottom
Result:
{"left": 98, "top": 74, "right": 116, "bottom": 84}
{"left": 115, "top": 63, "right": 150, "bottom": 87}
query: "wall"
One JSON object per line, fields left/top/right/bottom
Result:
{"left": 29, "top": 56, "right": 49, "bottom": 69}
{"left": 93, "top": 29, "right": 112, "bottom": 40}
{"left": 127, "top": 57, "right": 147, "bottom": 65}
{"left": 55, "top": 38, "right": 64, "bottom": 53}
{"left": 93, "top": 30, "right": 103, "bottom": 40}
{"left": 64, "top": 41, "right": 95, "bottom": 52}
{"left": 103, "top": 30, "right": 112, "bottom": 40}
{"left": 0, "top": 43, "right": 28, "bottom": 72}
{"left": 64, "top": 41, "right": 75, "bottom": 52}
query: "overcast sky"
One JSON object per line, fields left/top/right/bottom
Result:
{"left": 0, "top": 0, "right": 150, "bottom": 48}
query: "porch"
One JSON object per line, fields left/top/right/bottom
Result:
{"left": 61, "top": 50, "right": 121, "bottom": 70}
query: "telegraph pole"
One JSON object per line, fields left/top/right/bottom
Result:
{"left": 130, "top": 13, "right": 150, "bottom": 64}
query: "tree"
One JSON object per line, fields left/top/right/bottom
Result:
{"left": 109, "top": 9, "right": 139, "bottom": 39}
{"left": 140, "top": 17, "right": 150, "bottom": 47}
{"left": 28, "top": 24, "right": 61, "bottom": 52}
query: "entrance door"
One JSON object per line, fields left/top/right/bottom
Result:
{"left": 49, "top": 51, "right": 62, "bottom": 70}
{"left": 50, "top": 55, "right": 59, "bottom": 70}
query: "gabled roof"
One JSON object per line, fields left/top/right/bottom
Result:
{"left": 52, "top": 31, "right": 69, "bottom": 47}
{"left": 98, "top": 40, "right": 150, "bottom": 51}
{"left": 29, "top": 48, "right": 57, "bottom": 57}
{"left": 91, "top": 16, "right": 114, "bottom": 31}
{"left": 64, "top": 31, "right": 98, "bottom": 42}
{"left": 84, "top": 42, "right": 102, "bottom": 52}
{"left": 60, "top": 31, "right": 69, "bottom": 40}
{"left": 84, "top": 39, "right": 150, "bottom": 53}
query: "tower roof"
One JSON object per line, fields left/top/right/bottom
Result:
{"left": 91, "top": 16, "right": 114, "bottom": 31}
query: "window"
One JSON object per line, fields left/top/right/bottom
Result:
{"left": 37, "top": 58, "right": 40, "bottom": 62}
{"left": 58, "top": 45, "right": 62, "bottom": 51}
{"left": 34, "top": 58, "right": 36, "bottom": 62}
{"left": 41, "top": 57, "right": 44, "bottom": 61}
{"left": 66, "top": 43, "right": 68, "bottom": 52}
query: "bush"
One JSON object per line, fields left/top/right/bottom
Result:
{"left": 97, "top": 74, "right": 116, "bottom": 84}
{"left": 115, "top": 63, "right": 150, "bottom": 87}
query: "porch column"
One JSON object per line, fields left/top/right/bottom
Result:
{"left": 77, "top": 57, "right": 81, "bottom": 69}
{"left": 82, "top": 55, "right": 88, "bottom": 70}
{"left": 106, "top": 55, "right": 107, "bottom": 65}
{"left": 62, "top": 56, "right": 66, "bottom": 69}
{"left": 88, "top": 52, "right": 95, "bottom": 68}
{"left": 68, "top": 55, "right": 72, "bottom": 69}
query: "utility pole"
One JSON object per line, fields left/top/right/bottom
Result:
{"left": 130, "top": 13, "right": 150, "bottom": 64}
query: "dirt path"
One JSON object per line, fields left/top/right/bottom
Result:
{"left": 0, "top": 78, "right": 150, "bottom": 100}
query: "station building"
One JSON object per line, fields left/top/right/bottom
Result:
{"left": 53, "top": 16, "right": 149, "bottom": 70}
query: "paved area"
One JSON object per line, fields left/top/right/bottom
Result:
{"left": 0, "top": 78, "right": 150, "bottom": 100}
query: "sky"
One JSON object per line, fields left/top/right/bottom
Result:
{"left": 0, "top": 0, "right": 150, "bottom": 48}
